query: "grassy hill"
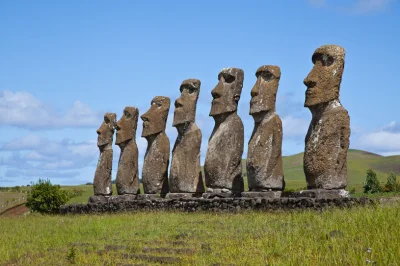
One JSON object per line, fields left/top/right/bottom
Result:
{"left": 204, "top": 148, "right": 399, "bottom": 193}
{"left": 65, "top": 149, "right": 400, "bottom": 204}
{"left": 281, "top": 149, "right": 400, "bottom": 190}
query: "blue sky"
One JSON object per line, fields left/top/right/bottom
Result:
{"left": 1, "top": 0, "right": 399, "bottom": 186}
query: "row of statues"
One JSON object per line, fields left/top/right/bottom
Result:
{"left": 92, "top": 44, "right": 350, "bottom": 199}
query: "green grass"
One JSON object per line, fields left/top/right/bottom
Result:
{"left": 1, "top": 203, "right": 399, "bottom": 265}
{"left": 64, "top": 149, "right": 400, "bottom": 204}
{"left": 0, "top": 192, "right": 27, "bottom": 213}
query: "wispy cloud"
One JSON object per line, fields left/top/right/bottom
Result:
{"left": 354, "top": 121, "right": 400, "bottom": 154}
{"left": 0, "top": 90, "right": 102, "bottom": 130}
{"left": 0, "top": 135, "right": 99, "bottom": 182}
{"left": 306, "top": 0, "right": 395, "bottom": 14}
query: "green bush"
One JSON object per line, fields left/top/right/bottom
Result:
{"left": 363, "top": 169, "right": 382, "bottom": 194}
{"left": 26, "top": 179, "right": 70, "bottom": 214}
{"left": 384, "top": 172, "right": 400, "bottom": 192}
{"left": 66, "top": 188, "right": 84, "bottom": 199}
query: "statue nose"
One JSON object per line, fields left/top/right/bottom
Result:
{"left": 304, "top": 69, "right": 318, "bottom": 88}
{"left": 304, "top": 77, "right": 316, "bottom": 88}
{"left": 175, "top": 99, "right": 183, "bottom": 108}
{"left": 96, "top": 129, "right": 101, "bottom": 135}
{"left": 251, "top": 87, "right": 258, "bottom": 98}
{"left": 114, "top": 121, "right": 121, "bottom": 130}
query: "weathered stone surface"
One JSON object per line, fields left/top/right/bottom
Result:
{"left": 115, "top": 107, "right": 140, "bottom": 195}
{"left": 169, "top": 79, "right": 205, "bottom": 193}
{"left": 204, "top": 68, "right": 244, "bottom": 193}
{"left": 165, "top": 193, "right": 202, "bottom": 199}
{"left": 141, "top": 96, "right": 171, "bottom": 194}
{"left": 60, "top": 196, "right": 376, "bottom": 214}
{"left": 241, "top": 191, "right": 282, "bottom": 199}
{"left": 137, "top": 194, "right": 163, "bottom": 200}
{"left": 88, "top": 195, "right": 109, "bottom": 204}
{"left": 89, "top": 194, "right": 138, "bottom": 204}
{"left": 287, "top": 189, "right": 350, "bottom": 199}
{"left": 93, "top": 113, "right": 116, "bottom": 196}
{"left": 247, "top": 65, "right": 285, "bottom": 191}
{"left": 303, "top": 45, "right": 350, "bottom": 189}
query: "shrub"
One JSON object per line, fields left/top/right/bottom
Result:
{"left": 66, "top": 188, "right": 84, "bottom": 198}
{"left": 26, "top": 179, "right": 70, "bottom": 214}
{"left": 384, "top": 172, "right": 400, "bottom": 192}
{"left": 363, "top": 169, "right": 382, "bottom": 194}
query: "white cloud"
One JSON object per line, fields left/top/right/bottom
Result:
{"left": 307, "top": 0, "right": 326, "bottom": 7}
{"left": 307, "top": 0, "right": 395, "bottom": 14}
{"left": 354, "top": 121, "right": 400, "bottom": 155}
{"left": 353, "top": 0, "right": 395, "bottom": 13}
{"left": 0, "top": 90, "right": 102, "bottom": 129}
{"left": 282, "top": 116, "right": 309, "bottom": 138}
{"left": 357, "top": 131, "right": 400, "bottom": 152}
{"left": 0, "top": 135, "right": 99, "bottom": 181}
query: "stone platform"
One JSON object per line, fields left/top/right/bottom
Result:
{"left": 284, "top": 189, "right": 350, "bottom": 199}
{"left": 60, "top": 196, "right": 375, "bottom": 215}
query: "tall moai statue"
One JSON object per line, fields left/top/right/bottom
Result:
{"left": 167, "top": 79, "right": 205, "bottom": 198}
{"left": 141, "top": 96, "right": 171, "bottom": 197}
{"left": 243, "top": 66, "right": 284, "bottom": 198}
{"left": 303, "top": 45, "right": 350, "bottom": 197}
{"left": 204, "top": 68, "right": 244, "bottom": 197}
{"left": 115, "top": 107, "right": 141, "bottom": 196}
{"left": 93, "top": 113, "right": 116, "bottom": 196}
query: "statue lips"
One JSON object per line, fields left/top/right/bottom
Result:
{"left": 250, "top": 97, "right": 259, "bottom": 107}
{"left": 212, "top": 98, "right": 221, "bottom": 106}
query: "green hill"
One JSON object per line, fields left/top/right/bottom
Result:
{"left": 67, "top": 149, "right": 400, "bottom": 204}
{"left": 202, "top": 149, "right": 400, "bottom": 192}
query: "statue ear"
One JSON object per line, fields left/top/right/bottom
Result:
{"left": 234, "top": 94, "right": 240, "bottom": 102}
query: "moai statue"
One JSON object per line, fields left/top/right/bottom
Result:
{"left": 243, "top": 65, "right": 284, "bottom": 198}
{"left": 115, "top": 107, "right": 140, "bottom": 197}
{"left": 92, "top": 113, "right": 116, "bottom": 197}
{"left": 302, "top": 44, "right": 350, "bottom": 198}
{"left": 167, "top": 79, "right": 205, "bottom": 199}
{"left": 140, "top": 96, "right": 171, "bottom": 198}
{"left": 203, "top": 68, "right": 244, "bottom": 197}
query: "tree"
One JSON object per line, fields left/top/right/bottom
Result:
{"left": 363, "top": 169, "right": 382, "bottom": 194}
{"left": 26, "top": 179, "right": 70, "bottom": 214}
{"left": 385, "top": 172, "right": 400, "bottom": 192}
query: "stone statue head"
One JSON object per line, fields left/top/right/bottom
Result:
{"left": 115, "top": 107, "right": 139, "bottom": 145}
{"left": 210, "top": 67, "right": 244, "bottom": 116}
{"left": 96, "top": 113, "right": 116, "bottom": 147}
{"left": 304, "top": 45, "right": 345, "bottom": 107}
{"left": 173, "top": 79, "right": 201, "bottom": 127}
{"left": 250, "top": 65, "right": 281, "bottom": 116}
{"left": 141, "top": 96, "right": 171, "bottom": 137}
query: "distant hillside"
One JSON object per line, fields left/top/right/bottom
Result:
{"left": 202, "top": 149, "right": 400, "bottom": 190}
{"left": 281, "top": 149, "right": 400, "bottom": 186}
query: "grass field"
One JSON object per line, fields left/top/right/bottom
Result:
{"left": 63, "top": 149, "right": 400, "bottom": 204}
{"left": 0, "top": 203, "right": 399, "bottom": 265}
{"left": 0, "top": 192, "right": 27, "bottom": 213}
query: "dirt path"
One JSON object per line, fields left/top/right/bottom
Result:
{"left": 0, "top": 203, "right": 29, "bottom": 216}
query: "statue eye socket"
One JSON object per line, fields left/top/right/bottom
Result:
{"left": 104, "top": 117, "right": 110, "bottom": 124}
{"left": 259, "top": 71, "right": 274, "bottom": 82}
{"left": 124, "top": 112, "right": 132, "bottom": 119}
{"left": 223, "top": 73, "right": 235, "bottom": 84}
{"left": 188, "top": 87, "right": 195, "bottom": 94}
{"left": 152, "top": 101, "right": 162, "bottom": 108}
{"left": 313, "top": 53, "right": 335, "bottom": 66}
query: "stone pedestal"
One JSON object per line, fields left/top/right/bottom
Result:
{"left": 88, "top": 195, "right": 109, "bottom": 204}
{"left": 165, "top": 193, "right": 202, "bottom": 199}
{"left": 89, "top": 194, "right": 138, "bottom": 204}
{"left": 137, "top": 194, "right": 165, "bottom": 200}
{"left": 241, "top": 191, "right": 282, "bottom": 199}
{"left": 288, "top": 189, "right": 350, "bottom": 199}
{"left": 202, "top": 188, "right": 241, "bottom": 199}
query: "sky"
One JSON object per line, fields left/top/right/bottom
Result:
{"left": 1, "top": 0, "right": 399, "bottom": 186}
